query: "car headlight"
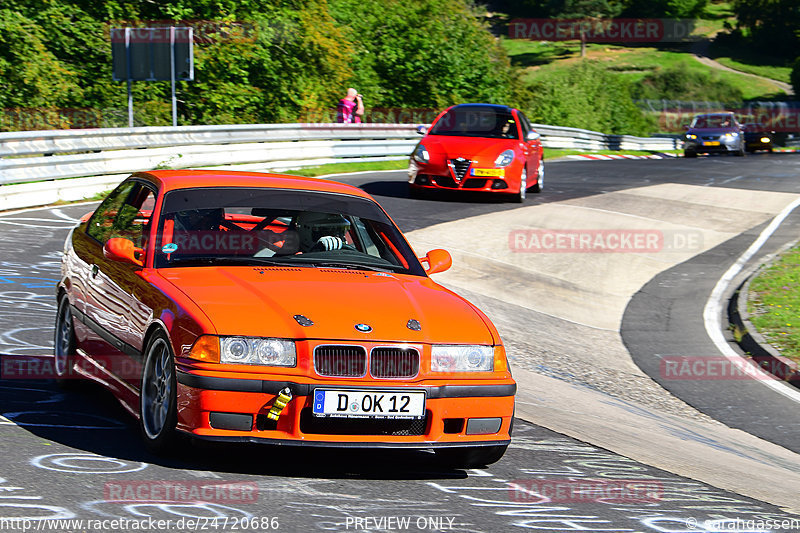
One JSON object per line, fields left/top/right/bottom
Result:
{"left": 220, "top": 337, "right": 296, "bottom": 367}
{"left": 494, "top": 149, "right": 515, "bottom": 167}
{"left": 413, "top": 144, "right": 430, "bottom": 163}
{"left": 685, "top": 134, "right": 697, "bottom": 140}
{"left": 724, "top": 133, "right": 739, "bottom": 140}
{"left": 431, "top": 345, "right": 493, "bottom": 372}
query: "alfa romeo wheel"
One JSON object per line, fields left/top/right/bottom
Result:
{"left": 514, "top": 168, "right": 527, "bottom": 203}
{"left": 140, "top": 331, "right": 178, "bottom": 453}
{"left": 53, "top": 296, "right": 76, "bottom": 384}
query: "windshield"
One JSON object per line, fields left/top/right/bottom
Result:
{"left": 429, "top": 106, "right": 518, "bottom": 139}
{"left": 155, "top": 187, "right": 425, "bottom": 276}
{"left": 691, "top": 115, "right": 735, "bottom": 129}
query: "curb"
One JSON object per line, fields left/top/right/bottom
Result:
{"left": 728, "top": 260, "right": 800, "bottom": 385}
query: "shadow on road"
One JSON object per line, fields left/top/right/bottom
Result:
{"left": 0, "top": 377, "right": 469, "bottom": 480}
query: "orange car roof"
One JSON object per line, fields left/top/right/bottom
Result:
{"left": 134, "top": 169, "right": 373, "bottom": 199}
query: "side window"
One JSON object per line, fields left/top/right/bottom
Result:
{"left": 87, "top": 181, "right": 155, "bottom": 248}
{"left": 517, "top": 111, "right": 533, "bottom": 138}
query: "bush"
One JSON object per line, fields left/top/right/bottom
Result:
{"left": 522, "top": 60, "right": 654, "bottom": 135}
{"left": 631, "top": 62, "right": 743, "bottom": 103}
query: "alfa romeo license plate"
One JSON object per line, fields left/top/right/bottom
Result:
{"left": 312, "top": 389, "right": 425, "bottom": 418}
{"left": 471, "top": 168, "right": 505, "bottom": 177}
{"left": 703, "top": 141, "right": 720, "bottom": 146}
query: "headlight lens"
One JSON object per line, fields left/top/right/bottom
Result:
{"left": 413, "top": 144, "right": 430, "bottom": 163}
{"left": 494, "top": 149, "right": 515, "bottom": 167}
{"left": 724, "top": 133, "right": 739, "bottom": 140}
{"left": 431, "top": 345, "right": 493, "bottom": 372}
{"left": 220, "top": 337, "right": 296, "bottom": 366}
{"left": 685, "top": 134, "right": 697, "bottom": 140}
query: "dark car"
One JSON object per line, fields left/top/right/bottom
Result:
{"left": 683, "top": 112, "right": 745, "bottom": 158}
{"left": 743, "top": 123, "right": 775, "bottom": 153}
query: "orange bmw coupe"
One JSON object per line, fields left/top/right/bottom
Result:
{"left": 55, "top": 170, "right": 516, "bottom": 467}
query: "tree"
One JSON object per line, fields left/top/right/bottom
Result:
{"left": 731, "top": 0, "right": 800, "bottom": 58}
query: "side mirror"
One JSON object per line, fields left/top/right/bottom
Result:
{"left": 416, "top": 125, "right": 428, "bottom": 135}
{"left": 527, "top": 131, "right": 541, "bottom": 141}
{"left": 683, "top": 124, "right": 690, "bottom": 129}
{"left": 421, "top": 249, "right": 451, "bottom": 275}
{"left": 104, "top": 237, "right": 143, "bottom": 267}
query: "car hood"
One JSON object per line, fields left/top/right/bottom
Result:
{"left": 686, "top": 127, "right": 739, "bottom": 135}
{"left": 422, "top": 135, "right": 518, "bottom": 161}
{"left": 159, "top": 266, "right": 495, "bottom": 344}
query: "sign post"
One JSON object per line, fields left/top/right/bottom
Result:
{"left": 111, "top": 27, "right": 194, "bottom": 127}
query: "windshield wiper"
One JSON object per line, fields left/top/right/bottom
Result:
{"left": 166, "top": 256, "right": 312, "bottom": 268}
{"left": 307, "top": 261, "right": 401, "bottom": 273}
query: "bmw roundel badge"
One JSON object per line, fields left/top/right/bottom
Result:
{"left": 355, "top": 323, "right": 373, "bottom": 333}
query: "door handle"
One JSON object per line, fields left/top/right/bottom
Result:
{"left": 91, "top": 265, "right": 99, "bottom": 278}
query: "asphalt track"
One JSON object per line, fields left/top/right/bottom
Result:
{"left": 1, "top": 154, "right": 800, "bottom": 531}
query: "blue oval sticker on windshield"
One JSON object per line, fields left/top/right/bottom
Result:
{"left": 162, "top": 243, "right": 178, "bottom": 254}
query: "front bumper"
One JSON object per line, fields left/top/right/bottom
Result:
{"left": 684, "top": 137, "right": 741, "bottom": 154}
{"left": 176, "top": 371, "right": 516, "bottom": 448}
{"left": 408, "top": 159, "right": 519, "bottom": 193}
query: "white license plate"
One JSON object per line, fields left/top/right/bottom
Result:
{"left": 312, "top": 389, "right": 425, "bottom": 419}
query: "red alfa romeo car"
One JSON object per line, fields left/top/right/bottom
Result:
{"left": 55, "top": 170, "right": 516, "bottom": 467}
{"left": 408, "top": 103, "right": 544, "bottom": 202}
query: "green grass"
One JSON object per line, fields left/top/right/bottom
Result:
{"left": 288, "top": 159, "right": 408, "bottom": 177}
{"left": 747, "top": 246, "right": 800, "bottom": 366}
{"left": 543, "top": 148, "right": 681, "bottom": 159}
{"left": 500, "top": 38, "right": 790, "bottom": 101}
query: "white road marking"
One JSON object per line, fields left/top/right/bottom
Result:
{"left": 703, "top": 196, "right": 800, "bottom": 404}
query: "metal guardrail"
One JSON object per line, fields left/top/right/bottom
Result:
{"left": 0, "top": 123, "right": 681, "bottom": 187}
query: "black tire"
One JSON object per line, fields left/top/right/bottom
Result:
{"left": 139, "top": 331, "right": 179, "bottom": 454}
{"left": 531, "top": 161, "right": 543, "bottom": 194}
{"left": 53, "top": 296, "right": 77, "bottom": 387}
{"left": 513, "top": 168, "right": 527, "bottom": 203}
{"left": 435, "top": 444, "right": 509, "bottom": 469}
{"left": 683, "top": 150, "right": 697, "bottom": 158}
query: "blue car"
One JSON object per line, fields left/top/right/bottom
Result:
{"left": 683, "top": 113, "right": 745, "bottom": 158}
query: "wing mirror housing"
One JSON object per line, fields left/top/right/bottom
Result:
{"left": 421, "top": 249, "right": 451, "bottom": 275}
{"left": 416, "top": 125, "right": 428, "bottom": 135}
{"left": 104, "top": 238, "right": 143, "bottom": 267}
{"left": 527, "top": 131, "right": 541, "bottom": 141}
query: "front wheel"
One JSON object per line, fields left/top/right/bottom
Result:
{"left": 435, "top": 444, "right": 509, "bottom": 469}
{"left": 140, "top": 331, "right": 178, "bottom": 454}
{"left": 53, "top": 296, "right": 76, "bottom": 386}
{"left": 513, "top": 168, "right": 527, "bottom": 203}
{"left": 684, "top": 149, "right": 697, "bottom": 158}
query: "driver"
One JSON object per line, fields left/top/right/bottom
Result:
{"left": 295, "top": 212, "right": 351, "bottom": 252}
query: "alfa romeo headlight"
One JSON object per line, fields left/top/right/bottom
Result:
{"left": 413, "top": 144, "right": 430, "bottom": 163}
{"left": 431, "top": 345, "right": 493, "bottom": 372}
{"left": 724, "top": 133, "right": 739, "bottom": 140}
{"left": 220, "top": 337, "right": 296, "bottom": 367}
{"left": 494, "top": 149, "right": 514, "bottom": 167}
{"left": 685, "top": 134, "right": 697, "bottom": 140}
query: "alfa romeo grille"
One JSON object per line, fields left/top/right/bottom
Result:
{"left": 314, "top": 346, "right": 367, "bottom": 377}
{"left": 449, "top": 158, "right": 471, "bottom": 181}
{"left": 370, "top": 347, "right": 420, "bottom": 378}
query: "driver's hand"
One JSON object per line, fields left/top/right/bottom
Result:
{"left": 316, "top": 236, "right": 343, "bottom": 251}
